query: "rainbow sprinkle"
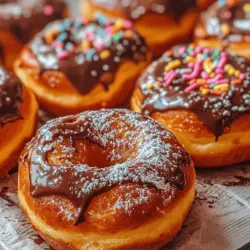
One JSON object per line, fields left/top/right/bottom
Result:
{"left": 145, "top": 44, "right": 246, "bottom": 96}
{"left": 43, "top": 14, "right": 138, "bottom": 62}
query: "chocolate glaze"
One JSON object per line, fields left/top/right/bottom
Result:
{"left": 137, "top": 45, "right": 250, "bottom": 138}
{"left": 28, "top": 17, "right": 148, "bottom": 94}
{"left": 0, "top": 67, "right": 22, "bottom": 125}
{"left": 0, "top": 0, "right": 65, "bottom": 42}
{"left": 197, "top": 0, "right": 250, "bottom": 43}
{"left": 22, "top": 109, "right": 190, "bottom": 224}
{"left": 89, "top": 0, "right": 196, "bottom": 20}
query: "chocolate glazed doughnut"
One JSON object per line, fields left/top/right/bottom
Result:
{"left": 195, "top": 0, "right": 250, "bottom": 58}
{"left": 14, "top": 17, "right": 151, "bottom": 115}
{"left": 81, "top": 0, "right": 203, "bottom": 56}
{"left": 0, "top": 0, "right": 66, "bottom": 69}
{"left": 18, "top": 109, "right": 195, "bottom": 250}
{"left": 0, "top": 66, "right": 38, "bottom": 177}
{"left": 131, "top": 44, "right": 250, "bottom": 167}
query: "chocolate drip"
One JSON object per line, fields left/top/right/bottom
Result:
{"left": 0, "top": 67, "right": 22, "bottom": 125}
{"left": 138, "top": 45, "right": 250, "bottom": 138}
{"left": 24, "top": 110, "right": 189, "bottom": 224}
{"left": 198, "top": 0, "right": 250, "bottom": 43}
{"left": 89, "top": 0, "right": 196, "bottom": 20}
{"left": 29, "top": 18, "right": 148, "bottom": 94}
{"left": 0, "top": 0, "right": 65, "bottom": 42}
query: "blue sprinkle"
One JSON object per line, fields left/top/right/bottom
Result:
{"left": 86, "top": 49, "right": 96, "bottom": 60}
{"left": 74, "top": 20, "right": 82, "bottom": 28}
{"left": 64, "top": 18, "right": 72, "bottom": 28}
{"left": 95, "top": 13, "right": 107, "bottom": 26}
{"left": 202, "top": 53, "right": 208, "bottom": 58}
{"left": 56, "top": 32, "right": 68, "bottom": 41}
{"left": 97, "top": 29, "right": 107, "bottom": 37}
{"left": 65, "top": 42, "right": 73, "bottom": 51}
{"left": 58, "top": 24, "right": 65, "bottom": 32}
{"left": 183, "top": 53, "right": 188, "bottom": 57}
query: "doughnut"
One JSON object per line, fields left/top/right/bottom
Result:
{"left": 0, "top": 66, "right": 38, "bottom": 177}
{"left": 18, "top": 109, "right": 195, "bottom": 250}
{"left": 0, "top": 0, "right": 66, "bottom": 69}
{"left": 14, "top": 16, "right": 151, "bottom": 116}
{"left": 195, "top": 0, "right": 250, "bottom": 58}
{"left": 81, "top": 0, "right": 208, "bottom": 56}
{"left": 131, "top": 44, "right": 250, "bottom": 167}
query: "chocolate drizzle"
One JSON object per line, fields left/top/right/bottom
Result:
{"left": 0, "top": 67, "right": 22, "bottom": 125}
{"left": 89, "top": 0, "right": 196, "bottom": 20}
{"left": 138, "top": 45, "right": 250, "bottom": 138}
{"left": 22, "top": 109, "right": 190, "bottom": 224}
{"left": 28, "top": 17, "right": 148, "bottom": 94}
{"left": 0, "top": 0, "right": 65, "bottom": 42}
{"left": 197, "top": 0, "right": 250, "bottom": 43}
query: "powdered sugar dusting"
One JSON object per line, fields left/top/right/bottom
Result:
{"left": 21, "top": 109, "right": 190, "bottom": 224}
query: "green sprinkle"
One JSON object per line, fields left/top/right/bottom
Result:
{"left": 113, "top": 32, "right": 122, "bottom": 41}
{"left": 212, "top": 50, "right": 220, "bottom": 57}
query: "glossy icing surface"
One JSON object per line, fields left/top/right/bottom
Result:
{"left": 28, "top": 16, "right": 148, "bottom": 94}
{"left": 137, "top": 44, "right": 250, "bottom": 138}
{"left": 0, "top": 67, "right": 22, "bottom": 125}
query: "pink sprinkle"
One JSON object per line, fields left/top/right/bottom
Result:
{"left": 217, "top": 56, "right": 227, "bottom": 69}
{"left": 215, "top": 79, "right": 228, "bottom": 85}
{"left": 164, "top": 70, "right": 174, "bottom": 80}
{"left": 124, "top": 21, "right": 133, "bottom": 28}
{"left": 216, "top": 68, "right": 224, "bottom": 74}
{"left": 183, "top": 61, "right": 202, "bottom": 80}
{"left": 51, "top": 41, "right": 63, "bottom": 48}
{"left": 106, "top": 26, "right": 113, "bottom": 36}
{"left": 190, "top": 52, "right": 195, "bottom": 57}
{"left": 178, "top": 46, "right": 186, "bottom": 54}
{"left": 44, "top": 5, "right": 54, "bottom": 16}
{"left": 86, "top": 32, "right": 95, "bottom": 41}
{"left": 57, "top": 51, "right": 69, "bottom": 60}
{"left": 95, "top": 43, "right": 104, "bottom": 51}
{"left": 203, "top": 48, "right": 211, "bottom": 54}
{"left": 195, "top": 46, "right": 202, "bottom": 53}
{"left": 220, "top": 52, "right": 227, "bottom": 57}
{"left": 188, "top": 62, "right": 194, "bottom": 68}
{"left": 207, "top": 74, "right": 223, "bottom": 84}
{"left": 201, "top": 71, "right": 209, "bottom": 79}
{"left": 164, "top": 70, "right": 176, "bottom": 86}
{"left": 185, "top": 83, "right": 198, "bottom": 92}
{"left": 240, "top": 73, "right": 245, "bottom": 80}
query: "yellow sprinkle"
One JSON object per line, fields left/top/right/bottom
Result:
{"left": 196, "top": 53, "right": 202, "bottom": 60}
{"left": 221, "top": 24, "right": 230, "bottom": 36}
{"left": 185, "top": 56, "right": 195, "bottom": 63}
{"left": 244, "top": 3, "right": 250, "bottom": 12}
{"left": 113, "top": 19, "right": 124, "bottom": 32}
{"left": 146, "top": 83, "right": 153, "bottom": 89}
{"left": 204, "top": 64, "right": 212, "bottom": 74}
{"left": 225, "top": 64, "right": 232, "bottom": 71}
{"left": 234, "top": 70, "right": 240, "bottom": 77}
{"left": 214, "top": 83, "right": 229, "bottom": 90}
{"left": 228, "top": 69, "right": 235, "bottom": 76}
{"left": 164, "top": 60, "right": 181, "bottom": 71}
{"left": 100, "top": 50, "right": 110, "bottom": 59}
{"left": 201, "top": 89, "right": 209, "bottom": 95}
